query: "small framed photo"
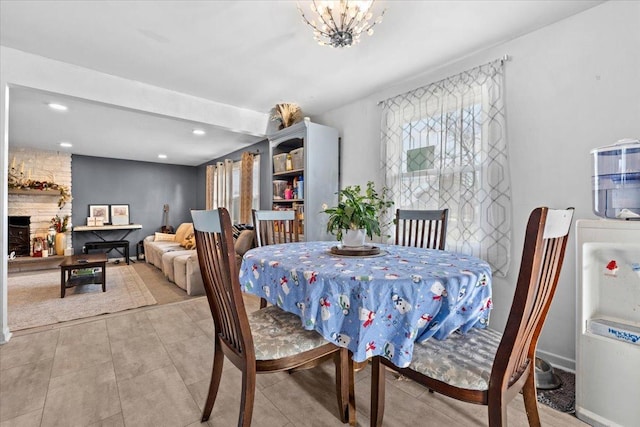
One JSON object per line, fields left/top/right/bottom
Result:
{"left": 89, "top": 205, "right": 110, "bottom": 225}
{"left": 110, "top": 204, "right": 130, "bottom": 225}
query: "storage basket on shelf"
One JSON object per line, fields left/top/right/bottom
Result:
{"left": 273, "top": 153, "right": 287, "bottom": 173}
{"left": 273, "top": 180, "right": 288, "bottom": 199}
{"left": 290, "top": 147, "right": 304, "bottom": 170}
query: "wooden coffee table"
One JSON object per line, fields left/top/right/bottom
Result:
{"left": 59, "top": 254, "right": 108, "bottom": 298}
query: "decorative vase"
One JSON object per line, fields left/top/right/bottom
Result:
{"left": 55, "top": 232, "right": 66, "bottom": 256}
{"left": 342, "top": 229, "right": 366, "bottom": 248}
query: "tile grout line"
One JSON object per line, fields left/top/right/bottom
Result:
{"left": 38, "top": 328, "right": 60, "bottom": 427}
{"left": 105, "top": 315, "right": 126, "bottom": 427}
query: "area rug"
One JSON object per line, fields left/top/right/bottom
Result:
{"left": 8, "top": 265, "right": 157, "bottom": 331}
{"left": 537, "top": 368, "right": 576, "bottom": 414}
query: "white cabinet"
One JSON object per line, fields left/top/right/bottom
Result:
{"left": 576, "top": 219, "right": 640, "bottom": 427}
{"left": 268, "top": 119, "right": 339, "bottom": 241}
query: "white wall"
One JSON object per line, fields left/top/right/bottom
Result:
{"left": 318, "top": 1, "right": 640, "bottom": 370}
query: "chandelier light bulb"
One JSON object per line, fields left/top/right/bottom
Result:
{"left": 298, "top": 0, "right": 385, "bottom": 48}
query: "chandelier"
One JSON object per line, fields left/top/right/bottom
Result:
{"left": 297, "top": 1, "right": 385, "bottom": 48}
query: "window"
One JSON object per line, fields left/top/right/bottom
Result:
{"left": 381, "top": 59, "right": 511, "bottom": 276}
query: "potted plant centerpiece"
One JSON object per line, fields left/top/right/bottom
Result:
{"left": 323, "top": 181, "right": 394, "bottom": 247}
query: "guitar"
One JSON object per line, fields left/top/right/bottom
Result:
{"left": 160, "top": 204, "right": 175, "bottom": 233}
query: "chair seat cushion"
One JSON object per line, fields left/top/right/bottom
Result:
{"left": 249, "top": 306, "right": 331, "bottom": 360}
{"left": 408, "top": 327, "right": 502, "bottom": 391}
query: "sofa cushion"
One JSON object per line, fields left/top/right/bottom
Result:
{"left": 145, "top": 240, "right": 183, "bottom": 268}
{"left": 161, "top": 250, "right": 194, "bottom": 282}
{"left": 174, "top": 253, "right": 205, "bottom": 296}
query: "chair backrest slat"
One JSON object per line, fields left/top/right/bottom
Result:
{"left": 192, "top": 208, "right": 255, "bottom": 363}
{"left": 395, "top": 209, "right": 449, "bottom": 250}
{"left": 491, "top": 207, "right": 573, "bottom": 392}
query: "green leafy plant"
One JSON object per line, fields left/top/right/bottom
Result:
{"left": 322, "top": 181, "right": 394, "bottom": 241}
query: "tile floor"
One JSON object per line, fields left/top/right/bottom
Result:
{"left": 1, "top": 293, "right": 588, "bottom": 426}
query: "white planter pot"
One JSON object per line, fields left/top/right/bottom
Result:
{"left": 342, "top": 229, "right": 366, "bottom": 247}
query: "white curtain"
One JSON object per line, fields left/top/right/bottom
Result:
{"left": 381, "top": 59, "right": 511, "bottom": 276}
{"left": 207, "top": 160, "right": 234, "bottom": 218}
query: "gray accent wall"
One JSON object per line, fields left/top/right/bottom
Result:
{"left": 71, "top": 155, "right": 199, "bottom": 258}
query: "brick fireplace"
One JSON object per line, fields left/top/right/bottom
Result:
{"left": 8, "top": 147, "right": 72, "bottom": 256}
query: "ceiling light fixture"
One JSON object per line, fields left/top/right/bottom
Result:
{"left": 297, "top": 0, "right": 385, "bottom": 48}
{"left": 48, "top": 103, "right": 68, "bottom": 111}
{"left": 158, "top": 154, "right": 167, "bottom": 159}
{"left": 59, "top": 142, "right": 72, "bottom": 148}
{"left": 192, "top": 129, "right": 206, "bottom": 136}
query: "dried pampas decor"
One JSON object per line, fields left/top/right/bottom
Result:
{"left": 271, "top": 103, "right": 303, "bottom": 129}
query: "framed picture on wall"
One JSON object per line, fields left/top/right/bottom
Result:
{"left": 110, "top": 204, "right": 130, "bottom": 225}
{"left": 89, "top": 205, "right": 110, "bottom": 224}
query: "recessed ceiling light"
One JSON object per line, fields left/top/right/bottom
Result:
{"left": 158, "top": 154, "right": 168, "bottom": 159}
{"left": 192, "top": 129, "right": 206, "bottom": 136}
{"left": 59, "top": 142, "right": 72, "bottom": 148}
{"left": 48, "top": 103, "right": 68, "bottom": 111}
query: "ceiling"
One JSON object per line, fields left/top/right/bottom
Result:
{"left": 0, "top": 0, "right": 603, "bottom": 166}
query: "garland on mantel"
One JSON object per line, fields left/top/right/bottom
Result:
{"left": 8, "top": 173, "right": 71, "bottom": 208}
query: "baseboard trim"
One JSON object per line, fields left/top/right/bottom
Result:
{"left": 536, "top": 349, "right": 575, "bottom": 372}
{"left": 0, "top": 327, "right": 12, "bottom": 344}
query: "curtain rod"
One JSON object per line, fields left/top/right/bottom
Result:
{"left": 377, "top": 54, "right": 510, "bottom": 106}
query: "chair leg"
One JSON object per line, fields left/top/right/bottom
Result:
{"left": 348, "top": 356, "right": 356, "bottom": 426}
{"left": 334, "top": 349, "right": 356, "bottom": 425}
{"left": 487, "top": 391, "right": 508, "bottom": 427}
{"left": 370, "top": 357, "right": 386, "bottom": 427}
{"left": 238, "top": 368, "right": 257, "bottom": 427}
{"left": 522, "top": 371, "right": 542, "bottom": 427}
{"left": 201, "top": 343, "right": 225, "bottom": 422}
{"left": 259, "top": 297, "right": 267, "bottom": 309}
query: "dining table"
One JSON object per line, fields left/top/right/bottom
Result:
{"left": 239, "top": 241, "right": 492, "bottom": 368}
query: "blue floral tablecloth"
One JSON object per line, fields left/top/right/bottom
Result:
{"left": 239, "top": 241, "right": 492, "bottom": 367}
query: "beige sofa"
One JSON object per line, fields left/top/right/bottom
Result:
{"left": 143, "top": 222, "right": 256, "bottom": 296}
{"left": 143, "top": 223, "right": 205, "bottom": 296}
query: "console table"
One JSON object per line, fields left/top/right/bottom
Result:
{"left": 73, "top": 224, "right": 142, "bottom": 262}
{"left": 73, "top": 224, "right": 143, "bottom": 240}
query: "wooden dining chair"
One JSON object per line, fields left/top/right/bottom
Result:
{"left": 252, "top": 209, "right": 300, "bottom": 246}
{"left": 371, "top": 206, "right": 574, "bottom": 427}
{"left": 395, "top": 208, "right": 449, "bottom": 250}
{"left": 191, "top": 208, "right": 355, "bottom": 427}
{"left": 252, "top": 209, "right": 301, "bottom": 308}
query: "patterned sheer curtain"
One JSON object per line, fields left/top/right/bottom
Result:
{"left": 380, "top": 59, "right": 511, "bottom": 276}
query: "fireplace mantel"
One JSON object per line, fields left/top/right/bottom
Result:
{"left": 8, "top": 188, "right": 61, "bottom": 197}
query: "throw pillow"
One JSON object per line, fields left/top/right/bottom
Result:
{"left": 234, "top": 229, "right": 255, "bottom": 257}
{"left": 175, "top": 223, "right": 194, "bottom": 244}
{"left": 232, "top": 224, "right": 254, "bottom": 240}
{"left": 155, "top": 232, "right": 176, "bottom": 242}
